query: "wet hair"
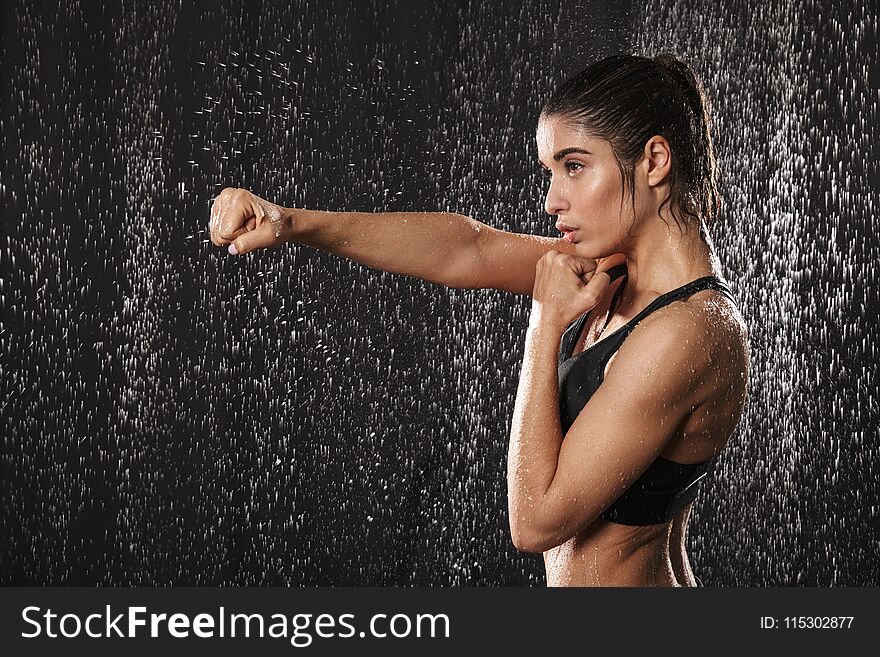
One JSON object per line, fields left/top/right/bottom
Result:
{"left": 541, "top": 53, "right": 720, "bottom": 236}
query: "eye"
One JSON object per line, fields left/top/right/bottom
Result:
{"left": 564, "top": 161, "right": 584, "bottom": 174}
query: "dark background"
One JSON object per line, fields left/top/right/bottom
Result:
{"left": 2, "top": 0, "right": 877, "bottom": 585}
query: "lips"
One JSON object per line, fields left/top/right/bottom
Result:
{"left": 556, "top": 222, "right": 578, "bottom": 243}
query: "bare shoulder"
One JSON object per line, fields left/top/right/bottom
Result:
{"left": 664, "top": 288, "right": 747, "bottom": 347}
{"left": 681, "top": 288, "right": 750, "bottom": 379}
{"left": 611, "top": 289, "right": 750, "bottom": 397}
{"left": 585, "top": 285, "right": 750, "bottom": 468}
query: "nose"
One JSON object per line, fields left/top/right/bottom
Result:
{"left": 544, "top": 177, "right": 570, "bottom": 216}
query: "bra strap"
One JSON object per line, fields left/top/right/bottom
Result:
{"left": 559, "top": 270, "right": 735, "bottom": 361}
{"left": 627, "top": 276, "right": 736, "bottom": 327}
{"left": 560, "top": 263, "right": 629, "bottom": 360}
{"left": 599, "top": 271, "right": 629, "bottom": 334}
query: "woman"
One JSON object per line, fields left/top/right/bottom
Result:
{"left": 209, "top": 54, "right": 750, "bottom": 587}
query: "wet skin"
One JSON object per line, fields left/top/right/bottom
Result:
{"left": 543, "top": 275, "right": 748, "bottom": 586}
{"left": 206, "top": 118, "right": 751, "bottom": 587}
{"left": 516, "top": 116, "right": 749, "bottom": 587}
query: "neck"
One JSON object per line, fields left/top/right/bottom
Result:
{"left": 622, "top": 219, "right": 720, "bottom": 295}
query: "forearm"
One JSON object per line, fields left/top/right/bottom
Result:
{"left": 289, "top": 208, "right": 485, "bottom": 288}
{"left": 507, "top": 320, "right": 566, "bottom": 551}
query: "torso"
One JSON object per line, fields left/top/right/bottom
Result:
{"left": 545, "top": 271, "right": 749, "bottom": 586}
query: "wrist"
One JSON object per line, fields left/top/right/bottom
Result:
{"left": 283, "top": 207, "right": 318, "bottom": 244}
{"left": 528, "top": 303, "right": 568, "bottom": 337}
{"left": 527, "top": 314, "right": 566, "bottom": 341}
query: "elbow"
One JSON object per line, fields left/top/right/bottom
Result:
{"left": 509, "top": 502, "right": 600, "bottom": 553}
{"left": 510, "top": 532, "right": 550, "bottom": 554}
{"left": 443, "top": 217, "right": 489, "bottom": 290}
{"left": 509, "top": 516, "right": 562, "bottom": 554}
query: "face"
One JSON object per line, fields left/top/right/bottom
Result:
{"left": 536, "top": 115, "right": 644, "bottom": 258}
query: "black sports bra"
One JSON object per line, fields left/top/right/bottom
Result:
{"left": 557, "top": 263, "right": 737, "bottom": 526}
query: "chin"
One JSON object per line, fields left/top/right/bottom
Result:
{"left": 577, "top": 232, "right": 628, "bottom": 261}
{"left": 574, "top": 240, "right": 605, "bottom": 260}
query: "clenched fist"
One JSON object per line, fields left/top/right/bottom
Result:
{"left": 530, "top": 250, "right": 615, "bottom": 333}
{"left": 209, "top": 188, "right": 294, "bottom": 254}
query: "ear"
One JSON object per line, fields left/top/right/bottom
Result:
{"left": 642, "top": 135, "right": 672, "bottom": 187}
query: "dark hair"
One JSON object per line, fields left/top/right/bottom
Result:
{"left": 541, "top": 53, "right": 720, "bottom": 236}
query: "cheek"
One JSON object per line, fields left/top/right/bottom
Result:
{"left": 578, "top": 169, "right": 621, "bottom": 208}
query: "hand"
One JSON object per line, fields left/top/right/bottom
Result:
{"left": 209, "top": 187, "right": 294, "bottom": 255}
{"left": 530, "top": 250, "right": 614, "bottom": 333}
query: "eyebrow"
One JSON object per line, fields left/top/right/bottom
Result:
{"left": 553, "top": 147, "right": 592, "bottom": 161}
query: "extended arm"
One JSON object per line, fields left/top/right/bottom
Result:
{"left": 208, "top": 188, "right": 626, "bottom": 295}
{"left": 290, "top": 208, "right": 576, "bottom": 293}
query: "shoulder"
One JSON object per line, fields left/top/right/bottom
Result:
{"left": 609, "top": 291, "right": 749, "bottom": 398}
